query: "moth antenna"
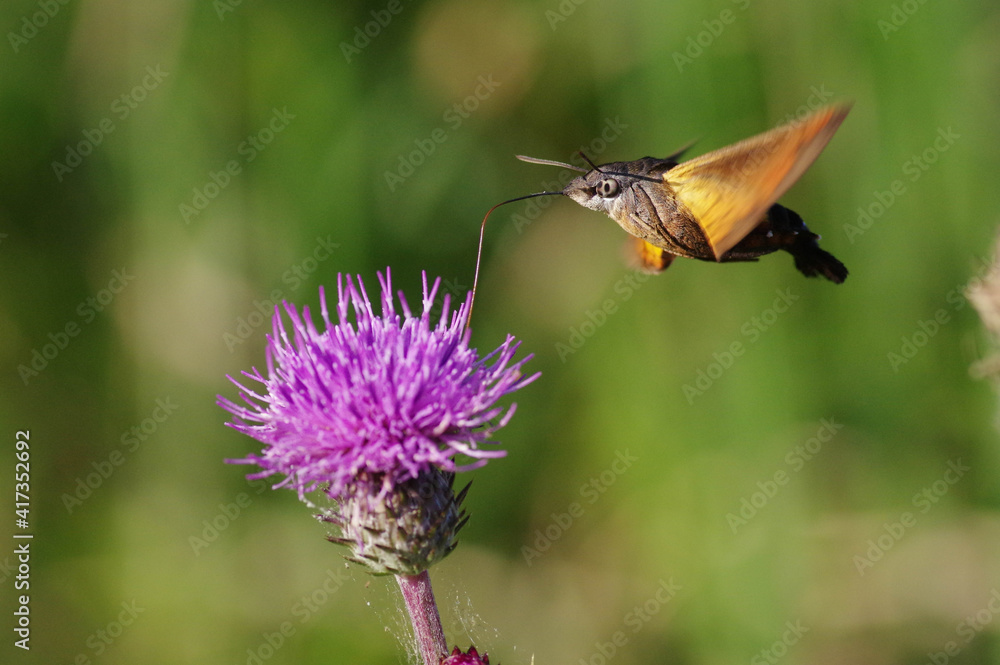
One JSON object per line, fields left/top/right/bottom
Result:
{"left": 525, "top": 150, "right": 662, "bottom": 185}
{"left": 577, "top": 151, "right": 602, "bottom": 171}
{"left": 467, "top": 191, "right": 563, "bottom": 329}
{"left": 582, "top": 149, "right": 683, "bottom": 185}
{"left": 515, "top": 154, "right": 587, "bottom": 173}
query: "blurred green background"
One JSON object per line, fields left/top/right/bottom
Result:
{"left": 3, "top": 0, "right": 1000, "bottom": 663}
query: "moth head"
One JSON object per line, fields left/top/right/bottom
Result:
{"left": 564, "top": 156, "right": 671, "bottom": 217}
{"left": 513, "top": 152, "right": 667, "bottom": 217}
{"left": 563, "top": 169, "right": 626, "bottom": 214}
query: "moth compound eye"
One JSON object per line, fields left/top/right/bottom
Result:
{"left": 596, "top": 178, "right": 620, "bottom": 199}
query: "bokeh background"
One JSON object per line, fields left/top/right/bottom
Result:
{"left": 3, "top": 0, "right": 1000, "bottom": 663}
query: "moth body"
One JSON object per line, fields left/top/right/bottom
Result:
{"left": 524, "top": 104, "right": 852, "bottom": 283}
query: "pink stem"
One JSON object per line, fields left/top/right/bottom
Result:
{"left": 396, "top": 571, "right": 447, "bottom": 665}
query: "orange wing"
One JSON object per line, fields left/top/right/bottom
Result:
{"left": 627, "top": 237, "right": 675, "bottom": 273}
{"left": 666, "top": 104, "right": 851, "bottom": 259}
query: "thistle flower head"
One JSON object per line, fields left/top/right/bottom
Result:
{"left": 219, "top": 270, "right": 537, "bottom": 501}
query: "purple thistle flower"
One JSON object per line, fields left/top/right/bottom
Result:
{"left": 218, "top": 270, "right": 537, "bottom": 503}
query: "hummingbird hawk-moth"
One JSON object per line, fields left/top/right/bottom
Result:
{"left": 510, "top": 104, "right": 851, "bottom": 283}
{"left": 465, "top": 105, "right": 851, "bottom": 324}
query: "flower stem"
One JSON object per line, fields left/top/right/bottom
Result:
{"left": 397, "top": 571, "right": 447, "bottom": 665}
